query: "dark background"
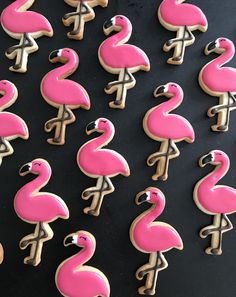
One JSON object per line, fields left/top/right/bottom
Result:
{"left": 0, "top": 0, "right": 236, "bottom": 296}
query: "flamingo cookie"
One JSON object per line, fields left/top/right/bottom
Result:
{"left": 193, "top": 150, "right": 236, "bottom": 255}
{"left": 98, "top": 15, "right": 150, "bottom": 109}
{"left": 130, "top": 187, "right": 183, "bottom": 295}
{"left": 199, "top": 38, "right": 236, "bottom": 132}
{"left": 63, "top": 0, "right": 108, "bottom": 40}
{"left": 143, "top": 82, "right": 195, "bottom": 181}
{"left": 41, "top": 48, "right": 90, "bottom": 145}
{"left": 56, "top": 230, "right": 110, "bottom": 297}
{"left": 0, "top": 80, "right": 29, "bottom": 165}
{"left": 1, "top": 0, "right": 53, "bottom": 73}
{"left": 77, "top": 118, "right": 130, "bottom": 216}
{"left": 14, "top": 159, "right": 69, "bottom": 266}
{"left": 158, "top": 0, "right": 208, "bottom": 65}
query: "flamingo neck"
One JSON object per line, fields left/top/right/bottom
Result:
{"left": 0, "top": 89, "right": 15, "bottom": 111}
{"left": 139, "top": 202, "right": 164, "bottom": 226}
{"left": 106, "top": 23, "right": 132, "bottom": 47}
{"left": 88, "top": 126, "right": 114, "bottom": 150}
{"left": 52, "top": 56, "right": 77, "bottom": 80}
{"left": 210, "top": 47, "right": 234, "bottom": 68}
{"left": 10, "top": 0, "right": 33, "bottom": 11}
{"left": 201, "top": 159, "right": 229, "bottom": 188}
{"left": 21, "top": 171, "right": 50, "bottom": 195}
{"left": 160, "top": 91, "right": 183, "bottom": 114}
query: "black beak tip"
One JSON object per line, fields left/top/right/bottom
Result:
{"left": 155, "top": 85, "right": 165, "bottom": 95}
{"left": 103, "top": 19, "right": 113, "bottom": 29}
{"left": 86, "top": 121, "right": 96, "bottom": 133}
{"left": 201, "top": 153, "right": 213, "bottom": 166}
{"left": 137, "top": 193, "right": 148, "bottom": 204}
{"left": 49, "top": 50, "right": 59, "bottom": 60}
{"left": 64, "top": 235, "right": 73, "bottom": 246}
{"left": 19, "top": 164, "right": 30, "bottom": 175}
{"left": 207, "top": 41, "right": 216, "bottom": 51}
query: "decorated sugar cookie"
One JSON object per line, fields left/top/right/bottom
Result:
{"left": 193, "top": 150, "right": 236, "bottom": 255}
{"left": 143, "top": 82, "right": 195, "bottom": 181}
{"left": 63, "top": 0, "right": 108, "bottom": 40}
{"left": 98, "top": 15, "right": 150, "bottom": 109}
{"left": 77, "top": 118, "right": 130, "bottom": 216}
{"left": 41, "top": 48, "right": 90, "bottom": 145}
{"left": 1, "top": 0, "right": 53, "bottom": 73}
{"left": 0, "top": 80, "right": 29, "bottom": 165}
{"left": 14, "top": 159, "right": 69, "bottom": 266}
{"left": 130, "top": 187, "right": 183, "bottom": 295}
{"left": 199, "top": 38, "right": 236, "bottom": 132}
{"left": 158, "top": 0, "right": 208, "bottom": 65}
{"left": 56, "top": 230, "right": 110, "bottom": 297}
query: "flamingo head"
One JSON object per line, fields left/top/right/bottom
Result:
{"left": 153, "top": 82, "right": 183, "bottom": 99}
{"left": 19, "top": 158, "right": 52, "bottom": 177}
{"left": 135, "top": 187, "right": 166, "bottom": 207}
{"left": 199, "top": 150, "right": 229, "bottom": 167}
{"left": 205, "top": 38, "right": 234, "bottom": 55}
{"left": 86, "top": 117, "right": 114, "bottom": 135}
{"left": 103, "top": 15, "right": 131, "bottom": 36}
{"left": 49, "top": 48, "right": 78, "bottom": 65}
{"left": 64, "top": 230, "right": 96, "bottom": 250}
{"left": 0, "top": 80, "right": 18, "bottom": 111}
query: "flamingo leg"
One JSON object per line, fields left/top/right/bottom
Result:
{"left": 208, "top": 92, "right": 236, "bottom": 132}
{"left": 45, "top": 104, "right": 75, "bottom": 145}
{"left": 63, "top": 2, "right": 95, "bottom": 40}
{"left": 164, "top": 26, "right": 195, "bottom": 64}
{"left": 105, "top": 68, "right": 136, "bottom": 109}
{"left": 0, "top": 137, "right": 13, "bottom": 166}
{"left": 147, "top": 139, "right": 179, "bottom": 181}
{"left": 0, "top": 243, "right": 4, "bottom": 264}
{"left": 6, "top": 33, "right": 38, "bottom": 73}
{"left": 19, "top": 222, "right": 53, "bottom": 266}
{"left": 82, "top": 176, "right": 114, "bottom": 216}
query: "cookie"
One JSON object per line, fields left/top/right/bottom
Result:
{"left": 1, "top": 0, "right": 53, "bottom": 73}
{"left": 130, "top": 187, "right": 183, "bottom": 295}
{"left": 0, "top": 80, "right": 29, "bottom": 165}
{"left": 158, "top": 0, "right": 208, "bottom": 65}
{"left": 77, "top": 118, "right": 130, "bottom": 216}
{"left": 199, "top": 37, "right": 236, "bottom": 132}
{"left": 0, "top": 244, "right": 4, "bottom": 264}
{"left": 56, "top": 230, "right": 110, "bottom": 297}
{"left": 143, "top": 82, "right": 195, "bottom": 181}
{"left": 98, "top": 15, "right": 150, "bottom": 109}
{"left": 193, "top": 150, "right": 236, "bottom": 255}
{"left": 63, "top": 0, "right": 108, "bottom": 40}
{"left": 14, "top": 159, "right": 69, "bottom": 266}
{"left": 41, "top": 48, "right": 90, "bottom": 145}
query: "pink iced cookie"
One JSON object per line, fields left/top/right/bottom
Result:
{"left": 194, "top": 150, "right": 236, "bottom": 255}
{"left": 77, "top": 118, "right": 130, "bottom": 216}
{"left": 1, "top": 0, "right": 53, "bottom": 73}
{"left": 14, "top": 158, "right": 69, "bottom": 266}
{"left": 63, "top": 0, "right": 108, "bottom": 40}
{"left": 158, "top": 0, "right": 207, "bottom": 65}
{"left": 56, "top": 230, "right": 110, "bottom": 297}
{"left": 98, "top": 15, "right": 150, "bottom": 109}
{"left": 199, "top": 37, "right": 236, "bottom": 132}
{"left": 0, "top": 80, "right": 28, "bottom": 165}
{"left": 130, "top": 187, "right": 183, "bottom": 295}
{"left": 143, "top": 82, "right": 195, "bottom": 181}
{"left": 41, "top": 48, "right": 90, "bottom": 145}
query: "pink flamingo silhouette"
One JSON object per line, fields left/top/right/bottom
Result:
{"left": 199, "top": 37, "right": 236, "bottom": 132}
{"left": 0, "top": 80, "right": 29, "bottom": 165}
{"left": 143, "top": 82, "right": 195, "bottom": 181}
{"left": 77, "top": 118, "right": 130, "bottom": 216}
{"left": 1, "top": 0, "right": 53, "bottom": 73}
{"left": 194, "top": 150, "right": 236, "bottom": 255}
{"left": 41, "top": 48, "right": 90, "bottom": 145}
{"left": 56, "top": 230, "right": 110, "bottom": 297}
{"left": 63, "top": 0, "right": 108, "bottom": 40}
{"left": 158, "top": 0, "right": 208, "bottom": 64}
{"left": 98, "top": 15, "right": 150, "bottom": 109}
{"left": 14, "top": 158, "right": 69, "bottom": 266}
{"left": 130, "top": 187, "right": 183, "bottom": 295}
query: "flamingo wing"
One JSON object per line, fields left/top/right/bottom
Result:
{"left": 0, "top": 112, "right": 28, "bottom": 139}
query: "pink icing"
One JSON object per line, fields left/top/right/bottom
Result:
{"left": 77, "top": 118, "right": 130, "bottom": 177}
{"left": 131, "top": 187, "right": 183, "bottom": 253}
{"left": 56, "top": 231, "right": 110, "bottom": 297}
{"left": 1, "top": 0, "right": 53, "bottom": 36}
{"left": 99, "top": 15, "right": 150, "bottom": 71}
{"left": 200, "top": 38, "right": 236, "bottom": 93}
{"left": 41, "top": 48, "right": 90, "bottom": 108}
{"left": 0, "top": 80, "right": 28, "bottom": 139}
{"left": 144, "top": 83, "right": 195, "bottom": 142}
{"left": 14, "top": 159, "right": 69, "bottom": 223}
{"left": 159, "top": 0, "right": 207, "bottom": 28}
{"left": 195, "top": 150, "right": 236, "bottom": 214}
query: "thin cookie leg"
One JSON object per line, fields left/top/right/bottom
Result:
{"left": 0, "top": 243, "right": 4, "bottom": 264}
{"left": 0, "top": 138, "right": 14, "bottom": 165}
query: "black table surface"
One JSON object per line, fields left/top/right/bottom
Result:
{"left": 0, "top": 0, "right": 236, "bottom": 296}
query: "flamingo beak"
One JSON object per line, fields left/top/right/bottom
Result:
{"left": 205, "top": 41, "right": 217, "bottom": 55}
{"left": 199, "top": 153, "right": 213, "bottom": 167}
{"left": 103, "top": 18, "right": 114, "bottom": 35}
{"left": 135, "top": 191, "right": 149, "bottom": 205}
{"left": 49, "top": 49, "right": 62, "bottom": 62}
{"left": 64, "top": 234, "right": 77, "bottom": 247}
{"left": 86, "top": 121, "right": 97, "bottom": 135}
{"left": 153, "top": 85, "right": 167, "bottom": 97}
{"left": 19, "top": 162, "right": 32, "bottom": 176}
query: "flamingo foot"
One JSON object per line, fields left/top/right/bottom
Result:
{"left": 167, "top": 56, "right": 183, "bottom": 65}
{"left": 211, "top": 124, "right": 228, "bottom": 132}
{"left": 109, "top": 100, "right": 125, "bottom": 109}
{"left": 83, "top": 207, "right": 100, "bottom": 217}
{"left": 138, "top": 286, "right": 155, "bottom": 296}
{"left": 205, "top": 247, "right": 222, "bottom": 256}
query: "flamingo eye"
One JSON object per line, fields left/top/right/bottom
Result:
{"left": 220, "top": 39, "right": 226, "bottom": 42}
{"left": 34, "top": 162, "right": 41, "bottom": 166}
{"left": 171, "top": 84, "right": 176, "bottom": 87}
{"left": 101, "top": 120, "right": 107, "bottom": 123}
{"left": 119, "top": 16, "right": 123, "bottom": 19}
{"left": 80, "top": 236, "right": 87, "bottom": 241}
